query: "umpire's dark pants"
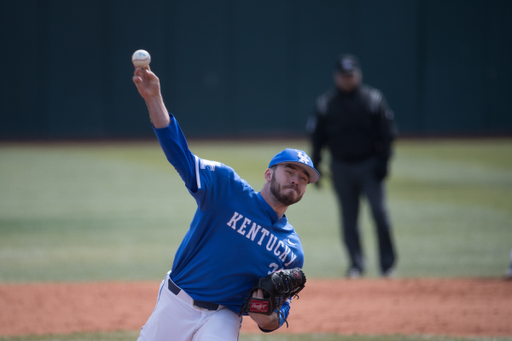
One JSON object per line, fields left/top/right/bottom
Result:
{"left": 331, "top": 157, "right": 396, "bottom": 274}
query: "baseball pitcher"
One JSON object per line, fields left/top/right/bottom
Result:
{"left": 132, "top": 63, "right": 318, "bottom": 340}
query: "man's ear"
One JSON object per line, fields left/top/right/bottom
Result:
{"left": 264, "top": 168, "right": 273, "bottom": 182}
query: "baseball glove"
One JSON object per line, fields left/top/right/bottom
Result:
{"left": 240, "top": 268, "right": 306, "bottom": 317}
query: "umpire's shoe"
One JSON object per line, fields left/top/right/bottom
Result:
{"left": 505, "top": 265, "right": 512, "bottom": 280}
{"left": 346, "top": 267, "right": 363, "bottom": 279}
{"left": 381, "top": 268, "right": 395, "bottom": 279}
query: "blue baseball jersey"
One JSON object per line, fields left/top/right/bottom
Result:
{"left": 153, "top": 114, "right": 304, "bottom": 316}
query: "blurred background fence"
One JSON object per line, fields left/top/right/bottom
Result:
{"left": 1, "top": 0, "right": 511, "bottom": 139}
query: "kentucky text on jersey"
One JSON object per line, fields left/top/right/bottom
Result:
{"left": 226, "top": 212, "right": 298, "bottom": 266}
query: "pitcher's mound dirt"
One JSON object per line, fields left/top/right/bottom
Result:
{"left": 0, "top": 278, "right": 511, "bottom": 337}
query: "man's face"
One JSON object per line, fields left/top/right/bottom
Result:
{"left": 334, "top": 70, "right": 362, "bottom": 93}
{"left": 269, "top": 163, "right": 309, "bottom": 206}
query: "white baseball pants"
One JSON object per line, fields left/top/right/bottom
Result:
{"left": 137, "top": 273, "right": 243, "bottom": 341}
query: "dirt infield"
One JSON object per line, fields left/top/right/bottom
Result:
{"left": 1, "top": 278, "right": 511, "bottom": 337}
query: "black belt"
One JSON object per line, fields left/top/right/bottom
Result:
{"left": 168, "top": 278, "right": 219, "bottom": 311}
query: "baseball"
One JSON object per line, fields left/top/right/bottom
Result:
{"left": 132, "top": 49, "right": 151, "bottom": 68}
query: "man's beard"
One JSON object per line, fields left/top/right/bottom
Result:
{"left": 270, "top": 172, "right": 304, "bottom": 206}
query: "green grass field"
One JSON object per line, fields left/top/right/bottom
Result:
{"left": 1, "top": 138, "right": 511, "bottom": 341}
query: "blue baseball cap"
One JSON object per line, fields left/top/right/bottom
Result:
{"left": 268, "top": 148, "right": 320, "bottom": 184}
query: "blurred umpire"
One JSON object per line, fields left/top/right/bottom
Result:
{"left": 307, "top": 54, "right": 397, "bottom": 278}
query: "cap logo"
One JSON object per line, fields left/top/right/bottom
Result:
{"left": 296, "top": 150, "right": 311, "bottom": 165}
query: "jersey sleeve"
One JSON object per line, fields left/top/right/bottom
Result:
{"left": 153, "top": 114, "right": 246, "bottom": 211}
{"left": 259, "top": 298, "right": 292, "bottom": 333}
{"left": 153, "top": 114, "right": 198, "bottom": 192}
{"left": 307, "top": 92, "right": 332, "bottom": 169}
{"left": 372, "top": 92, "right": 397, "bottom": 160}
{"left": 191, "top": 156, "right": 248, "bottom": 211}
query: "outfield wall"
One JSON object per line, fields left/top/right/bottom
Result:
{"left": 1, "top": 0, "right": 511, "bottom": 139}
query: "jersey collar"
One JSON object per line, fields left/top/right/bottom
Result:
{"left": 256, "top": 191, "right": 286, "bottom": 225}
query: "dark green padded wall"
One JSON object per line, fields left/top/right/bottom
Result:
{"left": 1, "top": 0, "right": 510, "bottom": 138}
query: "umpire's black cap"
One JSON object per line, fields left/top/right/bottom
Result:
{"left": 335, "top": 54, "right": 361, "bottom": 75}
